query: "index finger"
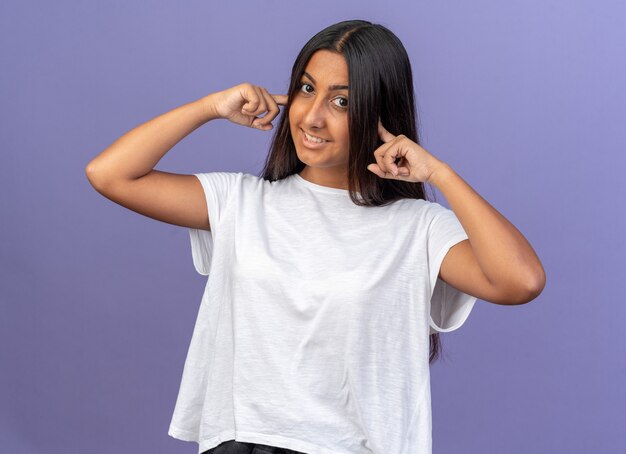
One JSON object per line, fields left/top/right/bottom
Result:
{"left": 271, "top": 94, "right": 289, "bottom": 106}
{"left": 378, "top": 118, "right": 395, "bottom": 143}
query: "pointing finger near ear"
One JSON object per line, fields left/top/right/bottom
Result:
{"left": 272, "top": 94, "right": 289, "bottom": 106}
{"left": 378, "top": 118, "right": 395, "bottom": 143}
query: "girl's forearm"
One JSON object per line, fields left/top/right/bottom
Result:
{"left": 429, "top": 162, "right": 546, "bottom": 293}
{"left": 85, "top": 93, "right": 219, "bottom": 186}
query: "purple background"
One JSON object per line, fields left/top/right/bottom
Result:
{"left": 2, "top": 1, "right": 624, "bottom": 453}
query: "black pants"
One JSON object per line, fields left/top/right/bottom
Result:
{"left": 201, "top": 439, "right": 306, "bottom": 454}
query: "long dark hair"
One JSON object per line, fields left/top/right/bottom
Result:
{"left": 260, "top": 19, "right": 445, "bottom": 364}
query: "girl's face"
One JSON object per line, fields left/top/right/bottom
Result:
{"left": 289, "top": 50, "right": 350, "bottom": 178}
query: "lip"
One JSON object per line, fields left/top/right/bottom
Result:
{"left": 300, "top": 128, "right": 330, "bottom": 149}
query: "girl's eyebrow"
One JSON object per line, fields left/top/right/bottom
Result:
{"left": 303, "top": 72, "right": 349, "bottom": 91}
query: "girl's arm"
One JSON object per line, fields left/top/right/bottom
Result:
{"left": 85, "top": 84, "right": 286, "bottom": 230}
{"left": 85, "top": 95, "right": 218, "bottom": 187}
{"left": 430, "top": 162, "right": 546, "bottom": 305}
{"left": 84, "top": 95, "right": 220, "bottom": 230}
{"left": 369, "top": 120, "right": 546, "bottom": 305}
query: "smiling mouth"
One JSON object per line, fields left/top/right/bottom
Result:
{"left": 301, "top": 128, "right": 330, "bottom": 145}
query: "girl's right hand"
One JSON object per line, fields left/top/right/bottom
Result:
{"left": 210, "top": 83, "right": 288, "bottom": 131}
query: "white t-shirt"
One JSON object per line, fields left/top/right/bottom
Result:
{"left": 168, "top": 171, "right": 477, "bottom": 454}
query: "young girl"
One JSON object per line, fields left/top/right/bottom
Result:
{"left": 86, "top": 19, "right": 545, "bottom": 454}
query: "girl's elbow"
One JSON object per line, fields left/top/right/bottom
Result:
{"left": 501, "top": 267, "right": 546, "bottom": 305}
{"left": 520, "top": 267, "right": 546, "bottom": 304}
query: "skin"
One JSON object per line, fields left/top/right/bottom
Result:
{"left": 369, "top": 122, "right": 546, "bottom": 305}
{"left": 284, "top": 50, "right": 546, "bottom": 305}
{"left": 288, "top": 50, "right": 351, "bottom": 190}
{"left": 85, "top": 49, "right": 546, "bottom": 306}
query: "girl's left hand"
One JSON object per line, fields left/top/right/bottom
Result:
{"left": 367, "top": 119, "right": 444, "bottom": 184}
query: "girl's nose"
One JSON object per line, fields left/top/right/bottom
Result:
{"left": 303, "top": 97, "right": 327, "bottom": 129}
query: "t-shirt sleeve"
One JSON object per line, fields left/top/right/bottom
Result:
{"left": 188, "top": 171, "right": 239, "bottom": 276}
{"left": 426, "top": 202, "right": 478, "bottom": 334}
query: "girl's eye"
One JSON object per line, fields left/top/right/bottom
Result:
{"left": 299, "top": 82, "right": 314, "bottom": 94}
{"left": 298, "top": 82, "right": 349, "bottom": 110}
{"left": 333, "top": 97, "right": 349, "bottom": 109}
